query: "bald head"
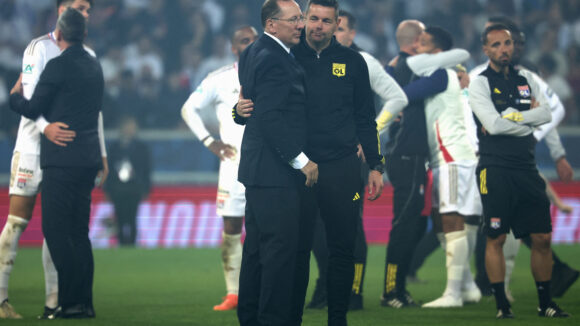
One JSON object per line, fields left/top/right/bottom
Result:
{"left": 396, "top": 19, "right": 425, "bottom": 53}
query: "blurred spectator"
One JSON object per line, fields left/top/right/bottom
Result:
{"left": 124, "top": 36, "right": 164, "bottom": 82}
{"left": 104, "top": 116, "right": 151, "bottom": 247}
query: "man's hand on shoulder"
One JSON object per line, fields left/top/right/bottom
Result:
{"left": 301, "top": 160, "right": 318, "bottom": 187}
{"left": 44, "top": 122, "right": 76, "bottom": 147}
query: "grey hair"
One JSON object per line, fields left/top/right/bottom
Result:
{"left": 56, "top": 7, "right": 86, "bottom": 44}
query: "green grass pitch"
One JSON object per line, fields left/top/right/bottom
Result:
{"left": 2, "top": 244, "right": 579, "bottom": 325}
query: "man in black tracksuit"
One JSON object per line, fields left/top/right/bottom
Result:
{"left": 469, "top": 24, "right": 568, "bottom": 319}
{"left": 292, "top": 4, "right": 384, "bottom": 324}
{"left": 235, "top": 2, "right": 383, "bottom": 324}
{"left": 380, "top": 20, "right": 429, "bottom": 308}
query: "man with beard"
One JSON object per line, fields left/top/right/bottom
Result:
{"left": 469, "top": 24, "right": 568, "bottom": 319}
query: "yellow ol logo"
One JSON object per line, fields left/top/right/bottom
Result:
{"left": 333, "top": 63, "right": 346, "bottom": 77}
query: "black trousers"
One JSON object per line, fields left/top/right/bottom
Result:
{"left": 311, "top": 163, "right": 369, "bottom": 297}
{"left": 111, "top": 193, "right": 141, "bottom": 246}
{"left": 41, "top": 166, "right": 98, "bottom": 310}
{"left": 383, "top": 155, "right": 427, "bottom": 296}
{"left": 237, "top": 183, "right": 314, "bottom": 326}
{"left": 300, "top": 154, "right": 363, "bottom": 326}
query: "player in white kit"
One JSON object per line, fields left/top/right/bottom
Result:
{"left": 181, "top": 26, "right": 258, "bottom": 311}
{"left": 401, "top": 26, "right": 482, "bottom": 308}
{"left": 0, "top": 0, "right": 108, "bottom": 319}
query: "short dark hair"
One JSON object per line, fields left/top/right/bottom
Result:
{"left": 57, "top": 7, "right": 87, "bottom": 44}
{"left": 230, "top": 25, "right": 258, "bottom": 43}
{"left": 338, "top": 10, "right": 356, "bottom": 30}
{"left": 425, "top": 26, "right": 453, "bottom": 51}
{"left": 488, "top": 16, "right": 520, "bottom": 35}
{"left": 306, "top": 0, "right": 339, "bottom": 19}
{"left": 481, "top": 23, "right": 510, "bottom": 45}
{"left": 56, "top": 0, "right": 93, "bottom": 9}
{"left": 261, "top": 0, "right": 283, "bottom": 28}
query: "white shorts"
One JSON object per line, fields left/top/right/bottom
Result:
{"left": 216, "top": 159, "right": 246, "bottom": 217}
{"left": 432, "top": 162, "right": 482, "bottom": 216}
{"left": 9, "top": 152, "right": 42, "bottom": 196}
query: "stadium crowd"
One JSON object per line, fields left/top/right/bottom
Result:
{"left": 1, "top": 0, "right": 580, "bottom": 133}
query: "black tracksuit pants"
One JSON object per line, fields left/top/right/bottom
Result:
{"left": 311, "top": 163, "right": 369, "bottom": 298}
{"left": 383, "top": 155, "right": 427, "bottom": 297}
{"left": 301, "top": 153, "right": 363, "bottom": 326}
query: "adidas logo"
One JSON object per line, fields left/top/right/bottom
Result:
{"left": 545, "top": 307, "right": 557, "bottom": 317}
{"left": 353, "top": 192, "right": 360, "bottom": 201}
{"left": 386, "top": 298, "right": 404, "bottom": 308}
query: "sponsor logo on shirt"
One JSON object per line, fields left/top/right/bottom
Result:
{"left": 517, "top": 85, "right": 530, "bottom": 97}
{"left": 23, "top": 64, "right": 34, "bottom": 74}
{"left": 490, "top": 217, "right": 501, "bottom": 229}
{"left": 332, "top": 63, "right": 345, "bottom": 77}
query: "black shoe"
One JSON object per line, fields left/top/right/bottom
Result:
{"left": 380, "top": 291, "right": 417, "bottom": 308}
{"left": 305, "top": 279, "right": 327, "bottom": 309}
{"left": 538, "top": 302, "right": 570, "bottom": 318}
{"left": 496, "top": 307, "right": 514, "bottom": 319}
{"left": 48, "top": 304, "right": 95, "bottom": 319}
{"left": 348, "top": 293, "right": 363, "bottom": 311}
{"left": 402, "top": 291, "right": 418, "bottom": 307}
{"left": 551, "top": 266, "right": 579, "bottom": 298}
{"left": 37, "top": 306, "right": 57, "bottom": 320}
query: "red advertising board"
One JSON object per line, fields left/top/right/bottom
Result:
{"left": 1, "top": 183, "right": 579, "bottom": 247}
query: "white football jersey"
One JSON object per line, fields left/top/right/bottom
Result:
{"left": 182, "top": 63, "right": 244, "bottom": 152}
{"left": 17, "top": 32, "right": 100, "bottom": 155}
{"left": 17, "top": 33, "right": 61, "bottom": 154}
{"left": 424, "top": 69, "right": 477, "bottom": 167}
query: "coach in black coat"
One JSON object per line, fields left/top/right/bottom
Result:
{"left": 234, "top": 1, "right": 318, "bottom": 325}
{"left": 9, "top": 8, "right": 102, "bottom": 318}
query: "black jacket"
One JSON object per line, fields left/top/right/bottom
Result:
{"left": 10, "top": 44, "right": 104, "bottom": 169}
{"left": 292, "top": 36, "right": 383, "bottom": 168}
{"left": 475, "top": 65, "right": 537, "bottom": 169}
{"left": 236, "top": 34, "right": 308, "bottom": 187}
{"left": 385, "top": 52, "right": 429, "bottom": 157}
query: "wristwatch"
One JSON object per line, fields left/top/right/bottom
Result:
{"left": 370, "top": 164, "right": 384, "bottom": 174}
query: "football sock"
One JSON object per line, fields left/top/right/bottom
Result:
{"left": 503, "top": 232, "right": 520, "bottom": 292}
{"left": 462, "top": 225, "right": 478, "bottom": 290}
{"left": 536, "top": 281, "right": 551, "bottom": 310}
{"left": 436, "top": 232, "right": 446, "bottom": 250}
{"left": 491, "top": 282, "right": 510, "bottom": 309}
{"left": 42, "top": 240, "right": 58, "bottom": 309}
{"left": 221, "top": 232, "right": 242, "bottom": 295}
{"left": 443, "top": 230, "right": 468, "bottom": 299}
{"left": 0, "top": 215, "right": 28, "bottom": 302}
